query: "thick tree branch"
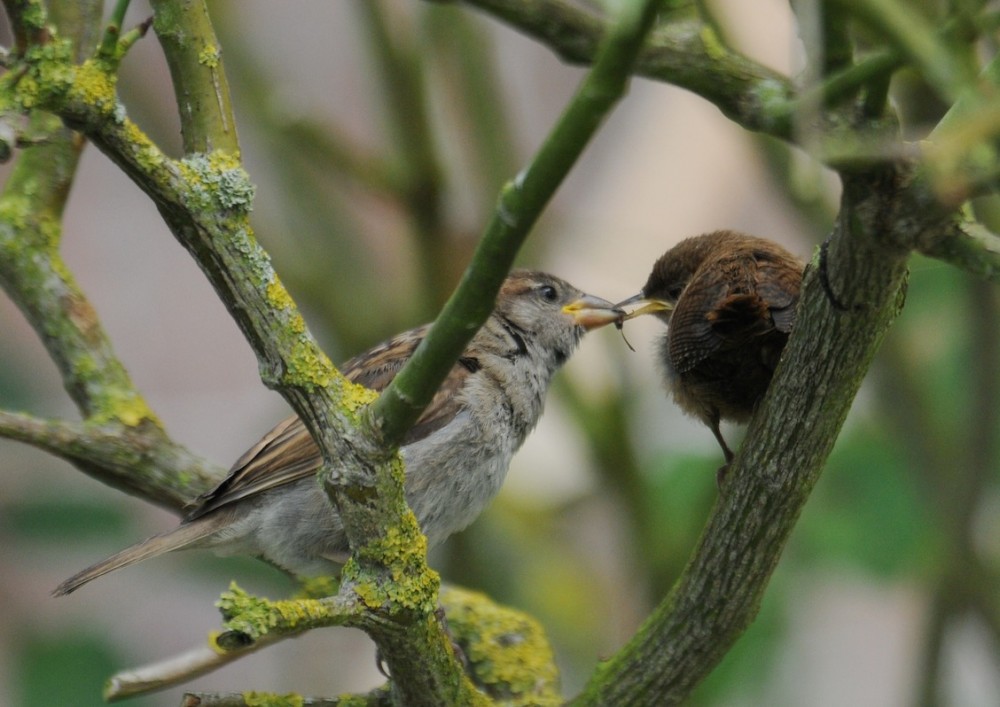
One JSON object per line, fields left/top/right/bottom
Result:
{"left": 0, "top": 0, "right": 220, "bottom": 506}
{"left": 571, "top": 163, "right": 921, "bottom": 704}
{"left": 109, "top": 584, "right": 559, "bottom": 704}
{"left": 0, "top": 410, "right": 222, "bottom": 512}
{"left": 436, "top": 0, "right": 797, "bottom": 139}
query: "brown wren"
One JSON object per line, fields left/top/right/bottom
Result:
{"left": 618, "top": 230, "right": 803, "bottom": 467}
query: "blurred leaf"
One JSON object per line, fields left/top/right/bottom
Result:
{"left": 640, "top": 452, "right": 718, "bottom": 587}
{"left": 899, "top": 261, "right": 972, "bottom": 387}
{"left": 183, "top": 551, "right": 296, "bottom": 594}
{"left": 793, "top": 423, "right": 935, "bottom": 578}
{"left": 2, "top": 498, "right": 130, "bottom": 542}
{"left": 16, "top": 631, "right": 153, "bottom": 707}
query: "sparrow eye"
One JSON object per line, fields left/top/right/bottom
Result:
{"left": 539, "top": 284, "right": 559, "bottom": 302}
{"left": 668, "top": 285, "right": 684, "bottom": 300}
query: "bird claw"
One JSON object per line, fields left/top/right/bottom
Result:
{"left": 715, "top": 462, "right": 730, "bottom": 488}
{"left": 435, "top": 604, "right": 471, "bottom": 672}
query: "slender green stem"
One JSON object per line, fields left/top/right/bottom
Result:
{"left": 98, "top": 0, "right": 131, "bottom": 61}
{"left": 117, "top": 15, "right": 153, "bottom": 56}
{"left": 830, "top": 0, "right": 974, "bottom": 104}
{"left": 150, "top": 0, "right": 238, "bottom": 154}
{"left": 372, "top": 0, "right": 662, "bottom": 447}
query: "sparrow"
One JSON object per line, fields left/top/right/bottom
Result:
{"left": 55, "top": 271, "right": 622, "bottom": 595}
{"left": 617, "top": 230, "right": 803, "bottom": 466}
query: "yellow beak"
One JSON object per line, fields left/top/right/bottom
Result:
{"left": 562, "top": 295, "right": 625, "bottom": 330}
{"left": 614, "top": 293, "right": 674, "bottom": 321}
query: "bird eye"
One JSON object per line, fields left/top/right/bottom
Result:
{"left": 539, "top": 284, "right": 559, "bottom": 302}
{"left": 668, "top": 285, "right": 684, "bottom": 300}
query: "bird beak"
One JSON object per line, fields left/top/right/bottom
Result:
{"left": 614, "top": 293, "right": 674, "bottom": 321}
{"left": 562, "top": 295, "right": 625, "bottom": 330}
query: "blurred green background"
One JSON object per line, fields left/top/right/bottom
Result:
{"left": 1, "top": 1, "right": 998, "bottom": 705}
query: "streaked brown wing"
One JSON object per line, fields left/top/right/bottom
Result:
{"left": 186, "top": 324, "right": 474, "bottom": 519}
{"left": 667, "top": 275, "right": 729, "bottom": 374}
{"left": 341, "top": 325, "right": 429, "bottom": 390}
{"left": 342, "top": 324, "right": 476, "bottom": 443}
{"left": 188, "top": 415, "right": 320, "bottom": 519}
{"left": 755, "top": 258, "right": 801, "bottom": 333}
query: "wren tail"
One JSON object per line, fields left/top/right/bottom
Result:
{"left": 53, "top": 515, "right": 226, "bottom": 596}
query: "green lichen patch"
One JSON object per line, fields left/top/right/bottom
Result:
{"left": 295, "top": 575, "right": 341, "bottom": 599}
{"left": 0, "top": 197, "right": 60, "bottom": 252}
{"left": 283, "top": 338, "right": 336, "bottom": 390}
{"left": 343, "top": 507, "right": 440, "bottom": 617}
{"left": 217, "top": 582, "right": 334, "bottom": 642}
{"left": 122, "top": 119, "right": 167, "bottom": 173}
{"left": 265, "top": 274, "right": 295, "bottom": 312}
{"left": 11, "top": 39, "right": 75, "bottom": 110}
{"left": 66, "top": 59, "right": 119, "bottom": 118}
{"left": 441, "top": 586, "right": 561, "bottom": 706}
{"left": 90, "top": 386, "right": 159, "bottom": 427}
{"left": 178, "top": 151, "right": 256, "bottom": 213}
{"left": 198, "top": 44, "right": 221, "bottom": 69}
{"left": 339, "top": 378, "right": 380, "bottom": 416}
{"left": 266, "top": 274, "right": 306, "bottom": 334}
{"left": 699, "top": 25, "right": 726, "bottom": 61}
{"left": 242, "top": 692, "right": 305, "bottom": 707}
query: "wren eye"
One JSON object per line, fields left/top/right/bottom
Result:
{"left": 539, "top": 284, "right": 558, "bottom": 302}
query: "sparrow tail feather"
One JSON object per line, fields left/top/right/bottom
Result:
{"left": 53, "top": 515, "right": 225, "bottom": 596}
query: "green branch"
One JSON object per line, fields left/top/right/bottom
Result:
{"left": 0, "top": 0, "right": 220, "bottom": 507}
{"left": 373, "top": 0, "right": 662, "bottom": 447}
{"left": 915, "top": 219, "right": 1000, "bottom": 282}
{"left": 829, "top": 0, "right": 974, "bottom": 105}
{"left": 151, "top": 0, "right": 238, "bottom": 154}
{"left": 0, "top": 410, "right": 221, "bottom": 512}
{"left": 439, "top": 0, "right": 796, "bottom": 139}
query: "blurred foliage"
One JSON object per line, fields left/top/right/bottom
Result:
{"left": 2, "top": 0, "right": 999, "bottom": 704}
{"left": 2, "top": 498, "right": 132, "bottom": 541}
{"left": 16, "top": 632, "right": 153, "bottom": 707}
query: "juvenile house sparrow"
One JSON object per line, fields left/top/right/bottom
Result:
{"left": 55, "top": 271, "right": 622, "bottom": 595}
{"left": 618, "top": 231, "right": 803, "bottom": 466}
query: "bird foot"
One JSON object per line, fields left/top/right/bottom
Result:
{"left": 715, "top": 462, "right": 730, "bottom": 488}
{"left": 435, "top": 604, "right": 470, "bottom": 672}
{"left": 374, "top": 606, "right": 470, "bottom": 678}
